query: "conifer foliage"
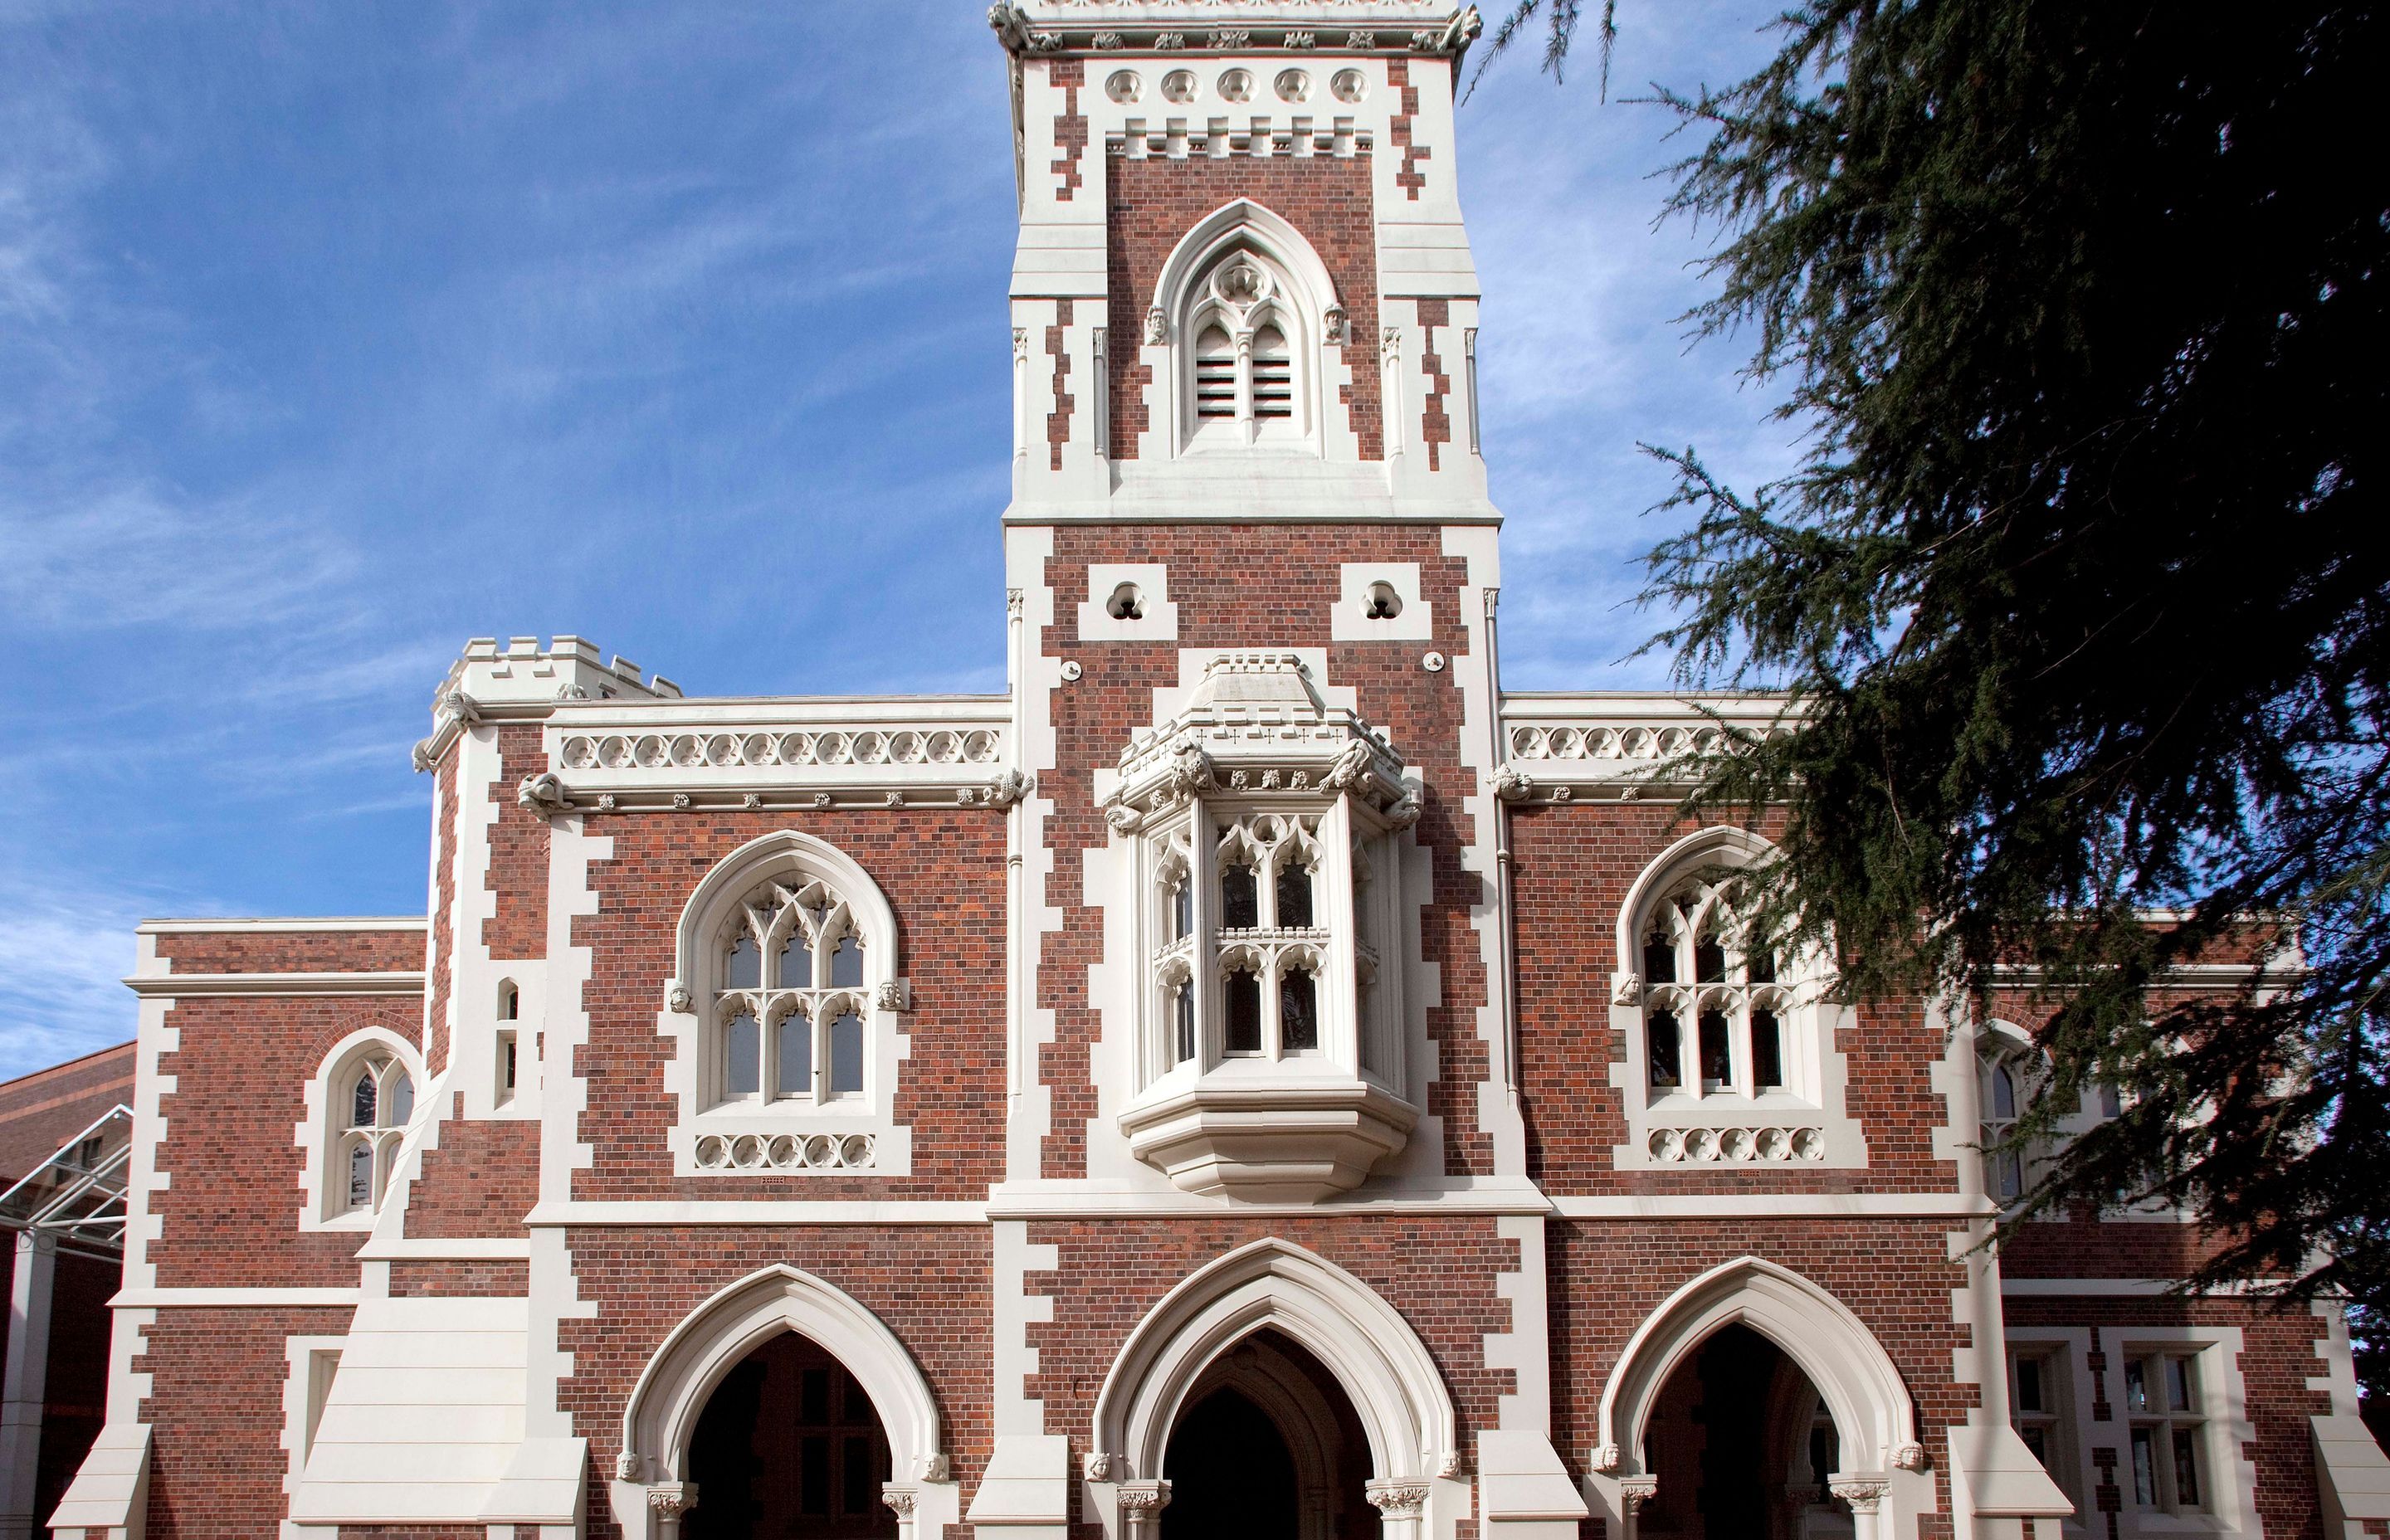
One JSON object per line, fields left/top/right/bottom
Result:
{"left": 1495, "top": 2, "right": 2390, "bottom": 1307}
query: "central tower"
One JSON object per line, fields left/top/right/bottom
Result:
{"left": 989, "top": 0, "right": 1520, "bottom": 1208}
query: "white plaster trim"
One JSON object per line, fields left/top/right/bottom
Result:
{"left": 613, "top": 1264, "right": 955, "bottom": 1539}
{"left": 112, "top": 1289, "right": 361, "bottom": 1308}
{"left": 353, "top": 1237, "right": 531, "bottom": 1260}
{"left": 1485, "top": 1214, "right": 1548, "bottom": 1434}
{"left": 1549, "top": 1193, "right": 1990, "bottom": 1217}
{"left": 989, "top": 1180, "right": 1549, "bottom": 1218}
{"left": 1596, "top": 1255, "right": 1919, "bottom": 1481}
{"left": 1329, "top": 562, "right": 1433, "bottom": 643}
{"left": 1076, "top": 563, "right": 1181, "bottom": 643}
{"left": 280, "top": 1333, "right": 349, "bottom": 1540}
{"left": 124, "top": 971, "right": 426, "bottom": 997}
{"left": 1090, "top": 1236, "right": 1456, "bottom": 1483}
{"left": 138, "top": 918, "right": 427, "bottom": 933}
{"left": 1441, "top": 527, "right": 1522, "bottom": 1181}
{"left": 523, "top": 1201, "right": 985, "bottom": 1226}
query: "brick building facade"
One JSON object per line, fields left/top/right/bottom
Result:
{"left": 47, "top": 6, "right": 2390, "bottom": 1538}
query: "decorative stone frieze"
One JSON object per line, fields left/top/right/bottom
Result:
{"left": 541, "top": 707, "right": 1018, "bottom": 811}
{"left": 1644, "top": 1125, "right": 1827, "bottom": 1163}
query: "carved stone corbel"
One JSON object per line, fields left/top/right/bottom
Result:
{"left": 1145, "top": 306, "right": 1168, "bottom": 345}
{"left": 1385, "top": 786, "right": 1424, "bottom": 829}
{"left": 1490, "top": 766, "right": 1533, "bottom": 803}
{"left": 614, "top": 1449, "right": 646, "bottom": 1483}
{"left": 985, "top": 768, "right": 1031, "bottom": 809}
{"left": 1164, "top": 741, "right": 1217, "bottom": 797}
{"left": 1324, "top": 304, "right": 1347, "bottom": 344}
{"left": 517, "top": 772, "right": 572, "bottom": 816}
{"left": 1889, "top": 1441, "right": 1926, "bottom": 1471}
{"left": 1321, "top": 739, "right": 1374, "bottom": 792}
{"left": 441, "top": 688, "right": 482, "bottom": 727}
{"left": 1609, "top": 972, "right": 1640, "bottom": 1007}
{"left": 1083, "top": 1450, "right": 1117, "bottom": 1482}
{"left": 876, "top": 978, "right": 913, "bottom": 1013}
{"left": 1106, "top": 802, "right": 1145, "bottom": 834}
{"left": 647, "top": 1481, "right": 697, "bottom": 1516}
{"left": 410, "top": 738, "right": 437, "bottom": 773}
{"left": 1588, "top": 1443, "right": 1620, "bottom": 1474}
{"left": 667, "top": 984, "right": 693, "bottom": 1015}
{"left": 917, "top": 1453, "right": 949, "bottom": 1483}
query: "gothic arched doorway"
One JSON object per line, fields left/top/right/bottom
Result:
{"left": 682, "top": 1332, "right": 897, "bottom": 1540}
{"left": 1634, "top": 1325, "right": 1851, "bottom": 1540}
{"left": 1159, "top": 1330, "right": 1373, "bottom": 1540}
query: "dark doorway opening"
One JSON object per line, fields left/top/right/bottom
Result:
{"left": 1636, "top": 1324, "right": 1853, "bottom": 1540}
{"left": 1158, "top": 1329, "right": 1375, "bottom": 1540}
{"left": 684, "top": 1332, "right": 897, "bottom": 1540}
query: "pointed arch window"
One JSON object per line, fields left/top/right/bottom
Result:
{"left": 339, "top": 1052, "right": 412, "bottom": 1212}
{"left": 1178, "top": 251, "right": 1313, "bottom": 451}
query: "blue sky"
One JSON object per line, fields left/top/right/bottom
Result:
{"left": 0, "top": 1, "right": 1796, "bottom": 1079}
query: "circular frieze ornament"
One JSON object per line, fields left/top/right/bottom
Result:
{"left": 1422, "top": 651, "right": 1446, "bottom": 673}
{"left": 1275, "top": 69, "right": 1312, "bottom": 102}
{"left": 1160, "top": 69, "right": 1198, "bottom": 103}
{"left": 1217, "top": 68, "right": 1255, "bottom": 103}
{"left": 1106, "top": 70, "right": 1142, "bottom": 104}
{"left": 1330, "top": 67, "right": 1368, "bottom": 103}
{"left": 1061, "top": 660, "right": 1085, "bottom": 682}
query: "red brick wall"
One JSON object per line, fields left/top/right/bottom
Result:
{"left": 1388, "top": 61, "right": 1427, "bottom": 202}
{"left": 571, "top": 810, "right": 1007, "bottom": 1201}
{"left": 1547, "top": 1220, "right": 1977, "bottom": 1528}
{"left": 399, "top": 1114, "right": 539, "bottom": 1240}
{"left": 2004, "top": 1295, "right": 2336, "bottom": 1540}
{"left": 559, "top": 1226, "right": 992, "bottom": 1540}
{"left": 1048, "top": 58, "right": 1087, "bottom": 204}
{"left": 1034, "top": 526, "right": 1489, "bottom": 1179}
{"left": 154, "top": 930, "right": 422, "bottom": 974}
{"left": 389, "top": 1258, "right": 529, "bottom": 1297}
{"left": 136, "top": 1305, "right": 353, "bottom": 1539}
{"left": 1105, "top": 154, "right": 1383, "bottom": 461}
{"left": 427, "top": 753, "right": 460, "bottom": 1075}
{"left": 1049, "top": 297, "right": 1077, "bottom": 471}
{"left": 482, "top": 724, "right": 551, "bottom": 962}
{"left": 148, "top": 997, "right": 403, "bottom": 1288}
{"left": 1508, "top": 803, "right": 1963, "bottom": 1195}
{"left": 1416, "top": 298, "right": 1451, "bottom": 470}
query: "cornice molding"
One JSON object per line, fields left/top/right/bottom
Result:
{"left": 122, "top": 970, "right": 427, "bottom": 999}
{"left": 988, "top": 2, "right": 1481, "bottom": 59}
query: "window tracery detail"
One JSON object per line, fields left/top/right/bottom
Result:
{"left": 339, "top": 1052, "right": 413, "bottom": 1212}
{"left": 662, "top": 831, "right": 913, "bottom": 1177}
{"left": 1609, "top": 830, "right": 1866, "bottom": 1168}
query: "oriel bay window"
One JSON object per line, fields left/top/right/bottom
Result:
{"left": 1107, "top": 651, "right": 1424, "bottom": 1200}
